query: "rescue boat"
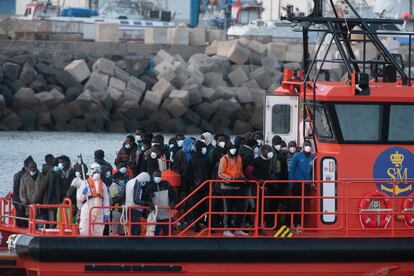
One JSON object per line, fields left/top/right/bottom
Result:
{"left": 1, "top": 0, "right": 414, "bottom": 275}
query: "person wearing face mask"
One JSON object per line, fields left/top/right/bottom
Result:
{"left": 57, "top": 155, "right": 76, "bottom": 201}
{"left": 45, "top": 159, "right": 64, "bottom": 227}
{"left": 135, "top": 127, "right": 146, "bottom": 151}
{"left": 200, "top": 132, "right": 214, "bottom": 154}
{"left": 115, "top": 135, "right": 138, "bottom": 177}
{"left": 141, "top": 145, "right": 167, "bottom": 176}
{"left": 136, "top": 138, "right": 152, "bottom": 175}
{"left": 189, "top": 140, "right": 211, "bottom": 231}
{"left": 239, "top": 139, "right": 259, "bottom": 179}
{"left": 218, "top": 143, "right": 248, "bottom": 237}
{"left": 288, "top": 140, "right": 315, "bottom": 231}
{"left": 287, "top": 140, "right": 298, "bottom": 173}
{"left": 269, "top": 135, "right": 289, "bottom": 227}
{"left": 19, "top": 160, "right": 39, "bottom": 227}
{"left": 251, "top": 131, "right": 264, "bottom": 147}
{"left": 208, "top": 133, "right": 228, "bottom": 179}
{"left": 77, "top": 163, "right": 110, "bottom": 236}
{"left": 109, "top": 165, "right": 128, "bottom": 235}
{"left": 34, "top": 154, "right": 55, "bottom": 205}
{"left": 172, "top": 138, "right": 194, "bottom": 203}
{"left": 64, "top": 163, "right": 88, "bottom": 224}
{"left": 13, "top": 156, "right": 34, "bottom": 227}
{"left": 146, "top": 170, "right": 176, "bottom": 236}
{"left": 125, "top": 172, "right": 154, "bottom": 236}
{"left": 94, "top": 150, "right": 113, "bottom": 180}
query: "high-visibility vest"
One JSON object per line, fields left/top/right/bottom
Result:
{"left": 87, "top": 177, "right": 104, "bottom": 198}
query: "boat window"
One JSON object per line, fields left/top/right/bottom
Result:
{"left": 272, "top": 105, "right": 291, "bottom": 134}
{"left": 334, "top": 104, "right": 382, "bottom": 142}
{"left": 314, "top": 105, "right": 334, "bottom": 140}
{"left": 388, "top": 105, "right": 414, "bottom": 142}
{"left": 145, "top": 22, "right": 153, "bottom": 26}
{"left": 25, "top": 8, "right": 31, "bottom": 16}
{"left": 133, "top": 21, "right": 142, "bottom": 26}
{"left": 120, "top": 20, "right": 129, "bottom": 25}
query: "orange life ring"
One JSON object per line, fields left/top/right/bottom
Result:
{"left": 403, "top": 194, "right": 414, "bottom": 227}
{"left": 359, "top": 191, "right": 392, "bottom": 228}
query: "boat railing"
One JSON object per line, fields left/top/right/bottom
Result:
{"left": 1, "top": 180, "right": 414, "bottom": 237}
{"left": 27, "top": 198, "right": 77, "bottom": 236}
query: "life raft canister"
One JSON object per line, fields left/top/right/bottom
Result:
{"left": 403, "top": 193, "right": 414, "bottom": 227}
{"left": 359, "top": 191, "right": 393, "bottom": 228}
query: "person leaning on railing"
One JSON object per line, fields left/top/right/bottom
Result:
{"left": 218, "top": 143, "right": 249, "bottom": 237}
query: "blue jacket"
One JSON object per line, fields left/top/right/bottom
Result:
{"left": 288, "top": 151, "right": 315, "bottom": 181}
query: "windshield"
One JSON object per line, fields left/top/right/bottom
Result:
{"left": 328, "top": 103, "right": 414, "bottom": 144}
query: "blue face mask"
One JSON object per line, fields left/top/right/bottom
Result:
{"left": 53, "top": 166, "right": 60, "bottom": 172}
{"left": 119, "top": 180, "right": 125, "bottom": 186}
{"left": 154, "top": 177, "right": 162, "bottom": 184}
{"left": 119, "top": 167, "right": 127, "bottom": 174}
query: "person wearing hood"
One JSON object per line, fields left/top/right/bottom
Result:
{"left": 288, "top": 140, "right": 315, "bottom": 230}
{"left": 19, "top": 160, "right": 39, "bottom": 226}
{"left": 189, "top": 140, "right": 211, "bottom": 231}
{"left": 251, "top": 131, "right": 264, "bottom": 147}
{"left": 218, "top": 143, "right": 248, "bottom": 237}
{"left": 115, "top": 135, "right": 138, "bottom": 176}
{"left": 77, "top": 163, "right": 110, "bottom": 236}
{"left": 125, "top": 172, "right": 153, "bottom": 236}
{"left": 146, "top": 170, "right": 177, "bottom": 236}
{"left": 13, "top": 156, "right": 33, "bottom": 227}
{"left": 63, "top": 163, "right": 88, "bottom": 224}
{"left": 173, "top": 138, "right": 195, "bottom": 201}
{"left": 200, "top": 132, "right": 214, "bottom": 154}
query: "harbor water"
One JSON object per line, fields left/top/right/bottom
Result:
{"left": 0, "top": 131, "right": 128, "bottom": 196}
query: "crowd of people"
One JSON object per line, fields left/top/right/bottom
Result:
{"left": 12, "top": 128, "right": 315, "bottom": 237}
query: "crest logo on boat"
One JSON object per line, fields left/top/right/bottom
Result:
{"left": 373, "top": 147, "right": 414, "bottom": 196}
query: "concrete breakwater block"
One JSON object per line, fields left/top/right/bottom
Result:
{"left": 95, "top": 22, "right": 119, "bottom": 42}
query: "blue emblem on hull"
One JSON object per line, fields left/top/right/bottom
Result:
{"left": 373, "top": 147, "right": 414, "bottom": 196}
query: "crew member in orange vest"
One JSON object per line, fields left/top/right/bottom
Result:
{"left": 77, "top": 163, "right": 110, "bottom": 236}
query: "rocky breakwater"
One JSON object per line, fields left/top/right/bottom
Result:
{"left": 0, "top": 39, "right": 286, "bottom": 134}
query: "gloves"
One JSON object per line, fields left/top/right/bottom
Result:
{"left": 82, "top": 187, "right": 89, "bottom": 195}
{"left": 103, "top": 215, "right": 109, "bottom": 223}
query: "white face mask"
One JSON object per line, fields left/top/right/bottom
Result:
{"left": 289, "top": 147, "right": 296, "bottom": 154}
{"left": 151, "top": 152, "right": 157, "bottom": 159}
{"left": 58, "top": 163, "right": 64, "bottom": 170}
{"left": 151, "top": 143, "right": 158, "bottom": 147}
{"left": 218, "top": 141, "right": 226, "bottom": 148}
{"left": 125, "top": 144, "right": 131, "bottom": 149}
{"left": 304, "top": 146, "right": 312, "bottom": 153}
{"left": 136, "top": 135, "right": 142, "bottom": 142}
{"left": 274, "top": 145, "right": 281, "bottom": 151}
{"left": 105, "top": 171, "right": 111, "bottom": 178}
{"left": 177, "top": 140, "right": 184, "bottom": 147}
{"left": 119, "top": 167, "right": 127, "bottom": 174}
{"left": 229, "top": 148, "right": 237, "bottom": 155}
{"left": 75, "top": 171, "right": 81, "bottom": 178}
{"left": 154, "top": 176, "right": 162, "bottom": 184}
{"left": 267, "top": 152, "right": 274, "bottom": 159}
{"left": 200, "top": 139, "right": 206, "bottom": 144}
{"left": 201, "top": 147, "right": 207, "bottom": 155}
{"left": 256, "top": 139, "right": 263, "bottom": 146}
{"left": 93, "top": 173, "right": 100, "bottom": 181}
{"left": 141, "top": 145, "right": 146, "bottom": 151}
{"left": 169, "top": 144, "right": 174, "bottom": 149}
{"left": 29, "top": 171, "right": 37, "bottom": 176}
